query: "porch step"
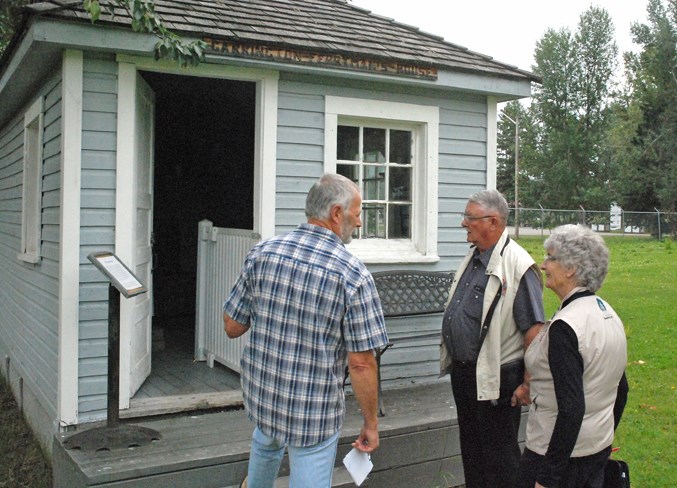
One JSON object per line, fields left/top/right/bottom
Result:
{"left": 225, "top": 467, "right": 354, "bottom": 488}
{"left": 53, "top": 382, "right": 523, "bottom": 488}
{"left": 265, "top": 465, "right": 465, "bottom": 488}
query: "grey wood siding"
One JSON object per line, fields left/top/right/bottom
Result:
{"left": 379, "top": 313, "right": 444, "bottom": 389}
{"left": 275, "top": 89, "right": 327, "bottom": 232}
{"left": 276, "top": 74, "right": 487, "bottom": 268}
{"left": 0, "top": 72, "right": 62, "bottom": 427}
{"left": 77, "top": 54, "right": 119, "bottom": 422}
{"left": 275, "top": 74, "right": 488, "bottom": 386}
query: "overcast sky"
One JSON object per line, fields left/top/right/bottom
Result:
{"left": 352, "top": 0, "right": 650, "bottom": 73}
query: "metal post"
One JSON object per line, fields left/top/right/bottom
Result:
{"left": 107, "top": 283, "right": 120, "bottom": 428}
{"left": 62, "top": 255, "right": 160, "bottom": 452}
{"left": 539, "top": 204, "right": 544, "bottom": 238}
{"left": 514, "top": 114, "right": 520, "bottom": 239}
{"left": 655, "top": 208, "right": 662, "bottom": 240}
{"left": 503, "top": 112, "right": 520, "bottom": 238}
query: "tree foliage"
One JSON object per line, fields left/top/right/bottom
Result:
{"left": 613, "top": 0, "right": 677, "bottom": 214}
{"left": 83, "top": 0, "right": 206, "bottom": 66}
{"left": 534, "top": 7, "right": 617, "bottom": 210}
{"left": 1, "top": 0, "right": 205, "bottom": 66}
{"left": 497, "top": 1, "right": 676, "bottom": 235}
{"left": 497, "top": 100, "right": 534, "bottom": 207}
{"left": 0, "top": 0, "right": 26, "bottom": 55}
{"left": 499, "top": 6, "right": 620, "bottom": 211}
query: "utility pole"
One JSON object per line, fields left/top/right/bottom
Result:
{"left": 503, "top": 112, "right": 520, "bottom": 238}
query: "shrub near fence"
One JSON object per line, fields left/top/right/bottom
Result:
{"left": 510, "top": 207, "right": 677, "bottom": 239}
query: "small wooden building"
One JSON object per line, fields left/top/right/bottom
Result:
{"left": 0, "top": 0, "right": 537, "bottom": 456}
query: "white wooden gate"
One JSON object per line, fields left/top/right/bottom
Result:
{"left": 195, "top": 220, "right": 259, "bottom": 372}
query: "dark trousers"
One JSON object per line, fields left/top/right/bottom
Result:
{"left": 451, "top": 362, "right": 522, "bottom": 488}
{"left": 517, "top": 446, "right": 610, "bottom": 488}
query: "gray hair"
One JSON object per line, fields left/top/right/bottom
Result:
{"left": 305, "top": 173, "right": 359, "bottom": 220}
{"left": 544, "top": 224, "right": 609, "bottom": 292}
{"left": 468, "top": 189, "right": 509, "bottom": 223}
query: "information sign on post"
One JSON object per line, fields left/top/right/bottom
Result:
{"left": 63, "top": 252, "right": 159, "bottom": 452}
{"left": 88, "top": 252, "right": 147, "bottom": 298}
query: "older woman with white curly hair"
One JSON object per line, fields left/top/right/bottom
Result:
{"left": 517, "top": 225, "right": 629, "bottom": 488}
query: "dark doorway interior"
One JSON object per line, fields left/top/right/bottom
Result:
{"left": 140, "top": 71, "right": 256, "bottom": 364}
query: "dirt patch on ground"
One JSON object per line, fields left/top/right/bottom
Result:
{"left": 0, "top": 379, "right": 52, "bottom": 488}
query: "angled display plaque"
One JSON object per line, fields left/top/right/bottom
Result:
{"left": 88, "top": 251, "right": 147, "bottom": 298}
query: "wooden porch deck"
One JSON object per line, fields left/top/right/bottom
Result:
{"left": 123, "top": 327, "right": 243, "bottom": 418}
{"left": 54, "top": 380, "right": 528, "bottom": 487}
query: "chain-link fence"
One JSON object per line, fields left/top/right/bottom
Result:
{"left": 509, "top": 207, "right": 677, "bottom": 239}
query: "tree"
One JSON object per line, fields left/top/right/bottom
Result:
{"left": 0, "top": 0, "right": 25, "bottom": 55}
{"left": 1, "top": 0, "right": 205, "bottom": 66}
{"left": 529, "top": 27, "right": 582, "bottom": 209}
{"left": 523, "top": 6, "right": 618, "bottom": 210}
{"left": 574, "top": 6, "right": 618, "bottom": 209}
{"left": 613, "top": 0, "right": 677, "bottom": 220}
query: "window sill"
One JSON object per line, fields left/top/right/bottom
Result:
{"left": 17, "top": 252, "right": 41, "bottom": 264}
{"left": 346, "top": 239, "right": 439, "bottom": 264}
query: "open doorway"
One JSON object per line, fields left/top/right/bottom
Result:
{"left": 135, "top": 71, "right": 255, "bottom": 400}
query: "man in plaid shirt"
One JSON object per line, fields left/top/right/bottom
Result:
{"left": 224, "top": 173, "right": 389, "bottom": 488}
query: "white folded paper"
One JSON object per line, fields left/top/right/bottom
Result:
{"left": 342, "top": 448, "right": 373, "bottom": 486}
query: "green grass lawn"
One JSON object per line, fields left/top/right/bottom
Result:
{"left": 518, "top": 235, "right": 677, "bottom": 487}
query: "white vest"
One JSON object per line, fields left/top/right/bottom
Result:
{"left": 525, "top": 294, "right": 627, "bottom": 456}
{"left": 440, "top": 230, "right": 541, "bottom": 400}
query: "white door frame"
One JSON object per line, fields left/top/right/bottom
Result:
{"left": 114, "top": 56, "right": 279, "bottom": 408}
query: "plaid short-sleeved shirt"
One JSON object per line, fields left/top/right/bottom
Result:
{"left": 223, "top": 223, "right": 388, "bottom": 447}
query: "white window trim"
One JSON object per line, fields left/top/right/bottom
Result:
{"left": 487, "top": 96, "right": 498, "bottom": 190}
{"left": 18, "top": 96, "right": 44, "bottom": 263}
{"left": 324, "top": 96, "right": 439, "bottom": 264}
{"left": 58, "top": 49, "right": 83, "bottom": 427}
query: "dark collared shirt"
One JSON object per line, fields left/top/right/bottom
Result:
{"left": 442, "top": 245, "right": 544, "bottom": 362}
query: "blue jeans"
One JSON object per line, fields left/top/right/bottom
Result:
{"left": 247, "top": 426, "right": 340, "bottom": 488}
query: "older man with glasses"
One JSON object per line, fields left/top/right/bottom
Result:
{"left": 440, "top": 189, "right": 545, "bottom": 488}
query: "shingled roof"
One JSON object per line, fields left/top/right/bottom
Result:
{"left": 25, "top": 0, "right": 538, "bottom": 82}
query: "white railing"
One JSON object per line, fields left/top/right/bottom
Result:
{"left": 195, "top": 220, "right": 259, "bottom": 372}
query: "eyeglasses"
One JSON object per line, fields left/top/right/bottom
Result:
{"left": 543, "top": 255, "right": 559, "bottom": 261}
{"left": 460, "top": 213, "right": 495, "bottom": 221}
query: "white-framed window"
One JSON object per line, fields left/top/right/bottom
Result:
{"left": 18, "top": 97, "right": 44, "bottom": 263}
{"left": 325, "top": 96, "right": 439, "bottom": 263}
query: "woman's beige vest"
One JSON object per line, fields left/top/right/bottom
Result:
{"left": 525, "top": 295, "right": 627, "bottom": 456}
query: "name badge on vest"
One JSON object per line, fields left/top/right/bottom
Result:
{"left": 597, "top": 298, "right": 613, "bottom": 319}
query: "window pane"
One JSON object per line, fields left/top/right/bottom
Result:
{"left": 363, "top": 165, "right": 385, "bottom": 200}
{"left": 388, "top": 204, "right": 411, "bottom": 238}
{"left": 337, "top": 126, "right": 359, "bottom": 161}
{"left": 389, "top": 166, "right": 411, "bottom": 201}
{"left": 363, "top": 204, "right": 386, "bottom": 238}
{"left": 390, "top": 130, "right": 411, "bottom": 165}
{"left": 363, "top": 127, "right": 385, "bottom": 163}
{"left": 337, "top": 164, "right": 358, "bottom": 184}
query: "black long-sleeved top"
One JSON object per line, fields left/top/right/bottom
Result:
{"left": 538, "top": 316, "right": 629, "bottom": 486}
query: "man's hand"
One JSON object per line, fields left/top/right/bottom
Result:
{"left": 511, "top": 383, "right": 531, "bottom": 407}
{"left": 352, "top": 423, "right": 379, "bottom": 453}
